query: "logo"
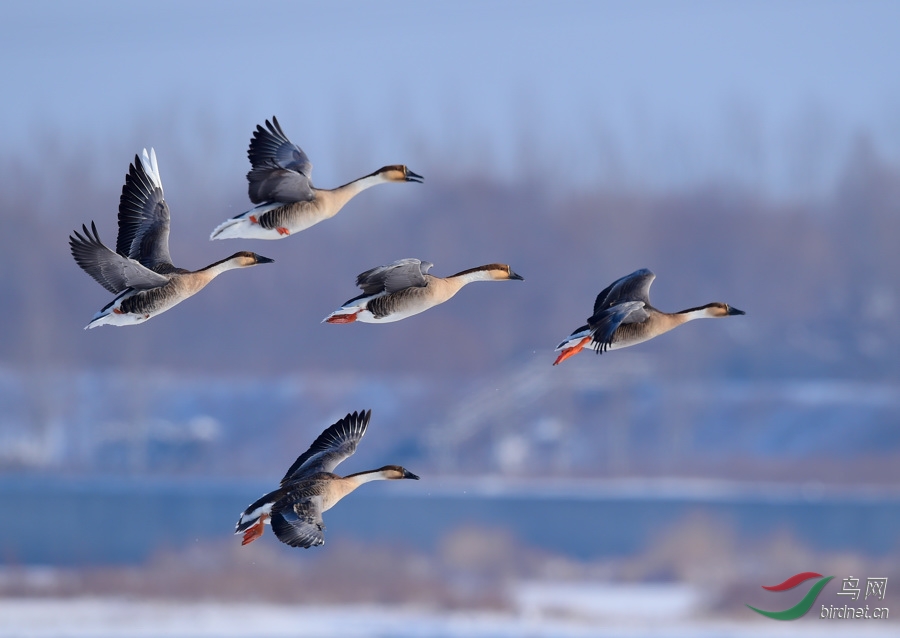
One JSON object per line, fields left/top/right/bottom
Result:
{"left": 747, "top": 572, "right": 833, "bottom": 620}
{"left": 748, "top": 573, "right": 890, "bottom": 621}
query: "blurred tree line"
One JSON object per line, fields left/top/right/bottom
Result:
{"left": 0, "top": 133, "right": 897, "bottom": 382}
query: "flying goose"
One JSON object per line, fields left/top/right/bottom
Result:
{"left": 323, "top": 258, "right": 524, "bottom": 324}
{"left": 210, "top": 117, "right": 423, "bottom": 240}
{"left": 235, "top": 409, "right": 419, "bottom": 548}
{"left": 69, "top": 149, "right": 274, "bottom": 329}
{"left": 553, "top": 268, "right": 745, "bottom": 365}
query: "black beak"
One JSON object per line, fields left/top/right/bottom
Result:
{"left": 403, "top": 469, "right": 420, "bottom": 480}
{"left": 405, "top": 169, "right": 424, "bottom": 183}
{"left": 727, "top": 306, "right": 745, "bottom": 316}
{"left": 509, "top": 270, "right": 524, "bottom": 281}
{"left": 255, "top": 255, "right": 275, "bottom": 264}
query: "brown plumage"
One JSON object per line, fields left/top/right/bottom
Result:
{"left": 69, "top": 149, "right": 274, "bottom": 329}
{"left": 235, "top": 411, "right": 419, "bottom": 549}
{"left": 210, "top": 117, "right": 423, "bottom": 240}
{"left": 554, "top": 269, "right": 745, "bottom": 365}
{"left": 323, "top": 259, "right": 524, "bottom": 324}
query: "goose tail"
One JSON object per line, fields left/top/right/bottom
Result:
{"left": 235, "top": 491, "right": 281, "bottom": 545}
{"left": 211, "top": 203, "right": 285, "bottom": 240}
{"left": 323, "top": 309, "right": 360, "bottom": 324}
{"left": 84, "top": 308, "right": 113, "bottom": 330}
{"left": 210, "top": 217, "right": 245, "bottom": 240}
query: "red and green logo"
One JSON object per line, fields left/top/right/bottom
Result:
{"left": 747, "top": 572, "right": 834, "bottom": 620}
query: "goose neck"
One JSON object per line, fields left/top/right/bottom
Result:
{"left": 343, "top": 469, "right": 390, "bottom": 487}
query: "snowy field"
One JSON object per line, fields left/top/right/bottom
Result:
{"left": 0, "top": 598, "right": 896, "bottom": 638}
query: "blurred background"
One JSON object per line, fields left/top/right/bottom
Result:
{"left": 1, "top": 1, "right": 898, "bottom": 635}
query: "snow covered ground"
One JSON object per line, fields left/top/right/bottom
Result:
{"left": 0, "top": 598, "right": 896, "bottom": 638}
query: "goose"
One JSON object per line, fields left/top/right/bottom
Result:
{"left": 323, "top": 258, "right": 524, "bottom": 324}
{"left": 209, "top": 116, "right": 423, "bottom": 240}
{"left": 235, "top": 409, "right": 419, "bottom": 548}
{"left": 69, "top": 149, "right": 274, "bottom": 329}
{"left": 553, "top": 268, "right": 744, "bottom": 365}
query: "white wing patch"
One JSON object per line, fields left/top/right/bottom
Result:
{"left": 140, "top": 148, "right": 164, "bottom": 191}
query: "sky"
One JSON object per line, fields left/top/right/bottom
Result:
{"left": 2, "top": 1, "right": 899, "bottom": 196}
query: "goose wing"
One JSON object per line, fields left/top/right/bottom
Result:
{"left": 271, "top": 498, "right": 325, "bottom": 548}
{"left": 592, "top": 268, "right": 655, "bottom": 316}
{"left": 246, "top": 116, "right": 314, "bottom": 204}
{"left": 70, "top": 222, "right": 170, "bottom": 294}
{"left": 116, "top": 149, "right": 175, "bottom": 272}
{"left": 355, "top": 259, "right": 433, "bottom": 296}
{"left": 280, "top": 410, "right": 371, "bottom": 485}
{"left": 587, "top": 300, "right": 650, "bottom": 353}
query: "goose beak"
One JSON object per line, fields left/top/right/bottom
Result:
{"left": 255, "top": 255, "right": 275, "bottom": 264}
{"left": 727, "top": 306, "right": 745, "bottom": 316}
{"left": 402, "top": 469, "right": 420, "bottom": 480}
{"left": 405, "top": 169, "right": 424, "bottom": 183}
{"left": 509, "top": 270, "right": 524, "bottom": 281}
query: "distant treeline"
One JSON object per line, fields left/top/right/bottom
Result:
{"left": 2, "top": 134, "right": 897, "bottom": 382}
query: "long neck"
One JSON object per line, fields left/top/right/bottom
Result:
{"left": 670, "top": 306, "right": 715, "bottom": 325}
{"left": 322, "top": 469, "right": 393, "bottom": 512}
{"left": 320, "top": 173, "right": 387, "bottom": 212}
{"left": 428, "top": 269, "right": 493, "bottom": 300}
{"left": 342, "top": 468, "right": 392, "bottom": 488}
{"left": 195, "top": 257, "right": 245, "bottom": 281}
{"left": 448, "top": 268, "right": 498, "bottom": 286}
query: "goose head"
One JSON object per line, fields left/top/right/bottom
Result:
{"left": 375, "top": 165, "right": 424, "bottom": 183}
{"left": 485, "top": 264, "right": 524, "bottom": 281}
{"left": 226, "top": 251, "right": 276, "bottom": 267}
{"left": 376, "top": 465, "right": 420, "bottom": 480}
{"left": 448, "top": 263, "right": 525, "bottom": 282}
{"left": 703, "top": 302, "right": 745, "bottom": 318}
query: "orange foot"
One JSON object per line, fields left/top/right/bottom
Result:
{"left": 553, "top": 337, "right": 591, "bottom": 366}
{"left": 276, "top": 227, "right": 290, "bottom": 236}
{"left": 325, "top": 313, "right": 358, "bottom": 324}
{"left": 241, "top": 513, "right": 268, "bottom": 546}
{"left": 249, "top": 215, "right": 258, "bottom": 223}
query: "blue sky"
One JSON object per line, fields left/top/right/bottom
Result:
{"left": 2, "top": 1, "right": 899, "bottom": 195}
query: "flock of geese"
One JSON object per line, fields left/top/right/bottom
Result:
{"left": 68, "top": 116, "right": 745, "bottom": 549}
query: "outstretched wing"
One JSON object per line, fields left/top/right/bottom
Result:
{"left": 355, "top": 259, "right": 432, "bottom": 296}
{"left": 280, "top": 410, "right": 371, "bottom": 485}
{"left": 271, "top": 498, "right": 325, "bottom": 548}
{"left": 70, "top": 222, "right": 170, "bottom": 294}
{"left": 116, "top": 149, "right": 174, "bottom": 272}
{"left": 587, "top": 300, "right": 649, "bottom": 353}
{"left": 592, "top": 269, "right": 655, "bottom": 316}
{"left": 246, "top": 116, "right": 314, "bottom": 204}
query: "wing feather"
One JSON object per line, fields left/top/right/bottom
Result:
{"left": 355, "top": 259, "right": 432, "bottom": 296}
{"left": 116, "top": 149, "right": 174, "bottom": 271}
{"left": 247, "top": 117, "right": 314, "bottom": 204}
{"left": 587, "top": 300, "right": 649, "bottom": 353}
{"left": 270, "top": 499, "right": 325, "bottom": 548}
{"left": 592, "top": 269, "right": 655, "bottom": 316}
{"left": 280, "top": 410, "right": 371, "bottom": 485}
{"left": 69, "top": 222, "right": 170, "bottom": 294}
